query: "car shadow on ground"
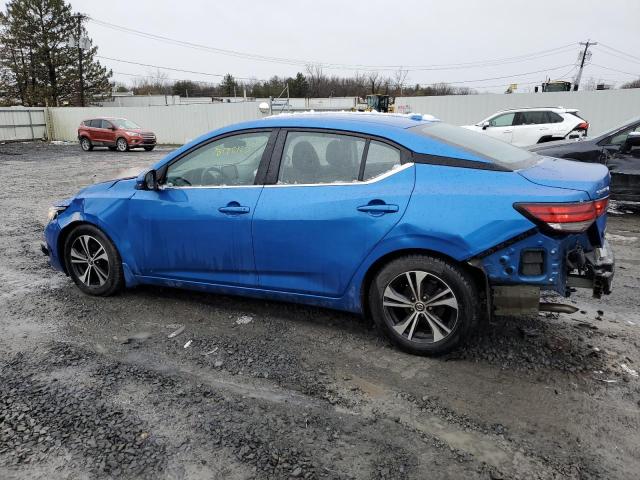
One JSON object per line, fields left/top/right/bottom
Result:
{"left": 107, "top": 284, "right": 611, "bottom": 377}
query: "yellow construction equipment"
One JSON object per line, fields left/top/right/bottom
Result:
{"left": 355, "top": 94, "right": 395, "bottom": 113}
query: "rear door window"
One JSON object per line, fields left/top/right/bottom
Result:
{"left": 362, "top": 141, "right": 401, "bottom": 181}
{"left": 277, "top": 132, "right": 365, "bottom": 185}
{"left": 89, "top": 119, "right": 101, "bottom": 128}
{"left": 519, "top": 111, "right": 548, "bottom": 125}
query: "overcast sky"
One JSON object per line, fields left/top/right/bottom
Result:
{"left": 7, "top": 0, "right": 640, "bottom": 93}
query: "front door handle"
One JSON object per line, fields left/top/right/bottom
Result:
{"left": 219, "top": 202, "right": 250, "bottom": 215}
{"left": 503, "top": 130, "right": 513, "bottom": 133}
{"left": 357, "top": 203, "right": 399, "bottom": 215}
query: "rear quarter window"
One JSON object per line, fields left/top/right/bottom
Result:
{"left": 410, "top": 123, "right": 540, "bottom": 170}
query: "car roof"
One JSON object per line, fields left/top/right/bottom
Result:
{"left": 81, "top": 117, "right": 128, "bottom": 121}
{"left": 493, "top": 106, "right": 577, "bottom": 114}
{"left": 152, "top": 112, "right": 493, "bottom": 168}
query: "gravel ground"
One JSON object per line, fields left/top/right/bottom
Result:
{"left": 1, "top": 141, "right": 639, "bottom": 479}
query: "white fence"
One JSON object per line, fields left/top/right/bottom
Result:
{"left": 28, "top": 89, "right": 640, "bottom": 145}
{"left": 48, "top": 102, "right": 267, "bottom": 144}
{"left": 397, "top": 89, "right": 640, "bottom": 136}
{"left": 0, "top": 107, "right": 47, "bottom": 142}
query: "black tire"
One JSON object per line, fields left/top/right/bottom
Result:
{"left": 116, "top": 137, "right": 129, "bottom": 152}
{"left": 369, "top": 254, "right": 479, "bottom": 356}
{"left": 108, "top": 146, "right": 117, "bottom": 151}
{"left": 63, "top": 224, "right": 124, "bottom": 296}
{"left": 143, "top": 146, "right": 155, "bottom": 151}
{"left": 80, "top": 137, "right": 93, "bottom": 151}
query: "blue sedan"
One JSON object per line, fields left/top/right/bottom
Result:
{"left": 43, "top": 113, "right": 614, "bottom": 355}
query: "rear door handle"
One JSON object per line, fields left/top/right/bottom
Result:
{"left": 219, "top": 202, "right": 250, "bottom": 215}
{"left": 357, "top": 203, "right": 399, "bottom": 215}
{"left": 503, "top": 130, "right": 513, "bottom": 133}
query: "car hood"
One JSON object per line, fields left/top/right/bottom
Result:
{"left": 518, "top": 156, "right": 610, "bottom": 200}
{"left": 461, "top": 125, "right": 482, "bottom": 131}
{"left": 76, "top": 177, "right": 137, "bottom": 197}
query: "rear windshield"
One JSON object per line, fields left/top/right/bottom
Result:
{"left": 410, "top": 123, "right": 540, "bottom": 170}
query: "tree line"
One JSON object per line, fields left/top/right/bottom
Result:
{"left": 128, "top": 67, "right": 477, "bottom": 99}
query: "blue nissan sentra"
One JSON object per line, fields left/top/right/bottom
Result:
{"left": 42, "top": 113, "right": 614, "bottom": 355}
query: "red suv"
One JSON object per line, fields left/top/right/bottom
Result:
{"left": 78, "top": 117, "right": 156, "bottom": 152}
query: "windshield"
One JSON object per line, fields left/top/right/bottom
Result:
{"left": 410, "top": 122, "right": 540, "bottom": 170}
{"left": 111, "top": 118, "right": 141, "bottom": 129}
{"left": 597, "top": 116, "right": 640, "bottom": 141}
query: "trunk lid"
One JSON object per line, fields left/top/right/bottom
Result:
{"left": 518, "top": 156, "right": 610, "bottom": 200}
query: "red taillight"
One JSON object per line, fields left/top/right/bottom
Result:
{"left": 575, "top": 122, "right": 589, "bottom": 130}
{"left": 515, "top": 198, "right": 608, "bottom": 233}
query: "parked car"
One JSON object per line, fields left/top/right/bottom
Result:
{"left": 78, "top": 117, "right": 156, "bottom": 152}
{"left": 529, "top": 116, "right": 640, "bottom": 202}
{"left": 463, "top": 107, "right": 588, "bottom": 147}
{"left": 43, "top": 113, "right": 613, "bottom": 355}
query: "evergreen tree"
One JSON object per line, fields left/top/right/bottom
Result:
{"left": 288, "top": 72, "right": 308, "bottom": 97}
{"left": 221, "top": 73, "right": 238, "bottom": 97}
{"left": 0, "top": 0, "right": 111, "bottom": 106}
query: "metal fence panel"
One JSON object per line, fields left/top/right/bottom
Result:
{"left": 396, "top": 89, "right": 640, "bottom": 136}
{"left": 0, "top": 108, "right": 46, "bottom": 142}
{"left": 48, "top": 102, "right": 267, "bottom": 144}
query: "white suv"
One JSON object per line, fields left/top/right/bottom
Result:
{"left": 463, "top": 107, "right": 588, "bottom": 147}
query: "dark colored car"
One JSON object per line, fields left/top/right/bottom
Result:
{"left": 78, "top": 117, "right": 156, "bottom": 152}
{"left": 529, "top": 116, "right": 640, "bottom": 201}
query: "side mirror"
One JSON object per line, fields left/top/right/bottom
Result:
{"left": 621, "top": 131, "right": 640, "bottom": 153}
{"left": 141, "top": 170, "right": 158, "bottom": 190}
{"left": 481, "top": 121, "right": 490, "bottom": 130}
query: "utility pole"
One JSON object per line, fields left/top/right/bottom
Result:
{"left": 573, "top": 40, "right": 597, "bottom": 91}
{"left": 73, "top": 13, "right": 85, "bottom": 106}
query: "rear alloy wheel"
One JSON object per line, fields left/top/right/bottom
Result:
{"left": 64, "top": 225, "right": 124, "bottom": 296}
{"left": 369, "top": 255, "right": 479, "bottom": 355}
{"left": 116, "top": 137, "right": 129, "bottom": 152}
{"left": 80, "top": 137, "right": 93, "bottom": 151}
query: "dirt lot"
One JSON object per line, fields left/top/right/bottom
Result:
{"left": 1, "top": 141, "right": 639, "bottom": 480}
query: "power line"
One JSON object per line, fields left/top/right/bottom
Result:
{"left": 593, "top": 46, "right": 640, "bottom": 66}
{"left": 88, "top": 18, "right": 576, "bottom": 71}
{"left": 98, "top": 55, "right": 267, "bottom": 81}
{"left": 599, "top": 43, "right": 640, "bottom": 63}
{"left": 431, "top": 64, "right": 574, "bottom": 85}
{"left": 103, "top": 54, "right": 574, "bottom": 87}
{"left": 590, "top": 64, "right": 639, "bottom": 77}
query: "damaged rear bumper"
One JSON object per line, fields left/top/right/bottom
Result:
{"left": 567, "top": 239, "right": 614, "bottom": 298}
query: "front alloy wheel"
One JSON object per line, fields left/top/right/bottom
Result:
{"left": 369, "top": 255, "right": 479, "bottom": 355}
{"left": 80, "top": 137, "right": 93, "bottom": 151}
{"left": 64, "top": 225, "right": 124, "bottom": 296}
{"left": 116, "top": 137, "right": 129, "bottom": 152}
{"left": 70, "top": 235, "right": 110, "bottom": 287}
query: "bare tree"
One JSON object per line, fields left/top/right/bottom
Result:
{"left": 393, "top": 68, "right": 409, "bottom": 95}
{"left": 367, "top": 71, "right": 380, "bottom": 94}
{"left": 305, "top": 64, "right": 325, "bottom": 97}
{"left": 621, "top": 78, "right": 640, "bottom": 89}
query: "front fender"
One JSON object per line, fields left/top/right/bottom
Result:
{"left": 46, "top": 179, "right": 140, "bottom": 286}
